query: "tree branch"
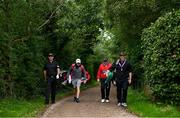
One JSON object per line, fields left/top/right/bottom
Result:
{"left": 37, "top": 1, "right": 63, "bottom": 31}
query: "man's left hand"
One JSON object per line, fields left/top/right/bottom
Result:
{"left": 56, "top": 74, "right": 59, "bottom": 79}
{"left": 128, "top": 79, "right": 132, "bottom": 84}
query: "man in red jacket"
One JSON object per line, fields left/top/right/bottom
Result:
{"left": 97, "top": 58, "right": 112, "bottom": 103}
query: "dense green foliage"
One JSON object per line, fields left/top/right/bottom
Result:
{"left": 0, "top": 0, "right": 56, "bottom": 98}
{"left": 105, "top": 0, "right": 179, "bottom": 86}
{"left": 0, "top": 0, "right": 179, "bottom": 109}
{"left": 55, "top": 0, "right": 103, "bottom": 69}
{"left": 103, "top": 0, "right": 179, "bottom": 92}
{"left": 105, "top": 0, "right": 160, "bottom": 88}
{"left": 141, "top": 9, "right": 180, "bottom": 105}
{"left": 0, "top": 0, "right": 103, "bottom": 98}
{"left": 105, "top": 0, "right": 179, "bottom": 102}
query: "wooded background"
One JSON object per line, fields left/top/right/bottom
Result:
{"left": 0, "top": 0, "right": 179, "bottom": 105}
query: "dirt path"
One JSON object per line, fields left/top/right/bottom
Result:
{"left": 40, "top": 86, "right": 137, "bottom": 118}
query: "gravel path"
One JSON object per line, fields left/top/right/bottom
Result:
{"left": 40, "top": 86, "right": 138, "bottom": 118}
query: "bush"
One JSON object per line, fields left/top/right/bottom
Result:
{"left": 141, "top": 9, "right": 180, "bottom": 105}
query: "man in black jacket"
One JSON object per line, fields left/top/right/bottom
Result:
{"left": 110, "top": 52, "right": 132, "bottom": 107}
{"left": 44, "top": 53, "right": 60, "bottom": 104}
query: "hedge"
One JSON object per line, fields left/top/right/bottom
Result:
{"left": 141, "top": 9, "right": 180, "bottom": 105}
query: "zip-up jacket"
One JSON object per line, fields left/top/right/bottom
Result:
{"left": 67, "top": 64, "right": 86, "bottom": 80}
{"left": 97, "top": 63, "right": 112, "bottom": 80}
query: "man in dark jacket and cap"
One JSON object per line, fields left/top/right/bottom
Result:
{"left": 110, "top": 52, "right": 132, "bottom": 107}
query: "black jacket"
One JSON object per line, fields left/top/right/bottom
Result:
{"left": 110, "top": 60, "right": 132, "bottom": 81}
{"left": 44, "top": 61, "right": 59, "bottom": 77}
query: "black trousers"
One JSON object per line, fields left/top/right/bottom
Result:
{"left": 116, "top": 79, "right": 128, "bottom": 103}
{"left": 45, "top": 77, "right": 57, "bottom": 103}
{"left": 100, "top": 79, "right": 111, "bottom": 100}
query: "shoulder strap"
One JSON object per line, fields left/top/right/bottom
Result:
{"left": 71, "top": 64, "right": 85, "bottom": 73}
{"left": 70, "top": 64, "right": 75, "bottom": 73}
{"left": 80, "top": 65, "right": 85, "bottom": 73}
{"left": 114, "top": 59, "right": 119, "bottom": 73}
{"left": 116, "top": 59, "right": 119, "bottom": 65}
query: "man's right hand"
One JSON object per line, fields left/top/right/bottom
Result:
{"left": 68, "top": 75, "right": 72, "bottom": 84}
{"left": 97, "top": 79, "right": 100, "bottom": 82}
{"left": 113, "top": 80, "right": 116, "bottom": 85}
{"left": 56, "top": 74, "right": 59, "bottom": 79}
{"left": 83, "top": 80, "right": 87, "bottom": 84}
{"left": 68, "top": 78, "right": 71, "bottom": 84}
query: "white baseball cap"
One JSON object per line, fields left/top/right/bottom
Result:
{"left": 76, "top": 58, "right": 81, "bottom": 64}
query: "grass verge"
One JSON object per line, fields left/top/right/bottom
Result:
{"left": 0, "top": 98, "right": 44, "bottom": 117}
{"left": 127, "top": 88, "right": 180, "bottom": 117}
{"left": 0, "top": 80, "right": 98, "bottom": 117}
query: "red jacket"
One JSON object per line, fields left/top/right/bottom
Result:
{"left": 97, "top": 63, "right": 112, "bottom": 80}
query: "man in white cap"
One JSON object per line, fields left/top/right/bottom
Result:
{"left": 68, "top": 58, "right": 87, "bottom": 103}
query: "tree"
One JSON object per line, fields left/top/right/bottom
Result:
{"left": 104, "top": 0, "right": 179, "bottom": 89}
{"left": 0, "top": 0, "right": 60, "bottom": 98}
{"left": 55, "top": 0, "right": 104, "bottom": 69}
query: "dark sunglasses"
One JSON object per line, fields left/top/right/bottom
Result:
{"left": 48, "top": 55, "right": 54, "bottom": 57}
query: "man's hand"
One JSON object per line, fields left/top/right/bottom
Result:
{"left": 106, "top": 70, "right": 110, "bottom": 77}
{"left": 81, "top": 77, "right": 86, "bottom": 84}
{"left": 128, "top": 78, "right": 132, "bottom": 84}
{"left": 44, "top": 70, "right": 47, "bottom": 81}
{"left": 97, "top": 79, "right": 100, "bottom": 82}
{"left": 68, "top": 75, "right": 71, "bottom": 84}
{"left": 83, "top": 80, "right": 87, "bottom": 84}
{"left": 113, "top": 80, "right": 116, "bottom": 85}
{"left": 128, "top": 72, "right": 132, "bottom": 84}
{"left": 56, "top": 74, "right": 59, "bottom": 79}
{"left": 60, "top": 73, "right": 62, "bottom": 77}
{"left": 62, "top": 80, "right": 67, "bottom": 85}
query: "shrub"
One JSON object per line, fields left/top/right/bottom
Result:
{"left": 141, "top": 9, "right": 180, "bottom": 105}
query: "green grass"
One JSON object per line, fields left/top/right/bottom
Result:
{"left": 0, "top": 98, "right": 44, "bottom": 117}
{"left": 0, "top": 80, "right": 98, "bottom": 117}
{"left": 1, "top": 83, "right": 179, "bottom": 117}
{"left": 127, "top": 88, "right": 180, "bottom": 117}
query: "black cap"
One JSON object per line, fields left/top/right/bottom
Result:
{"left": 48, "top": 53, "right": 54, "bottom": 56}
{"left": 119, "top": 52, "right": 126, "bottom": 56}
{"left": 103, "top": 58, "right": 108, "bottom": 62}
